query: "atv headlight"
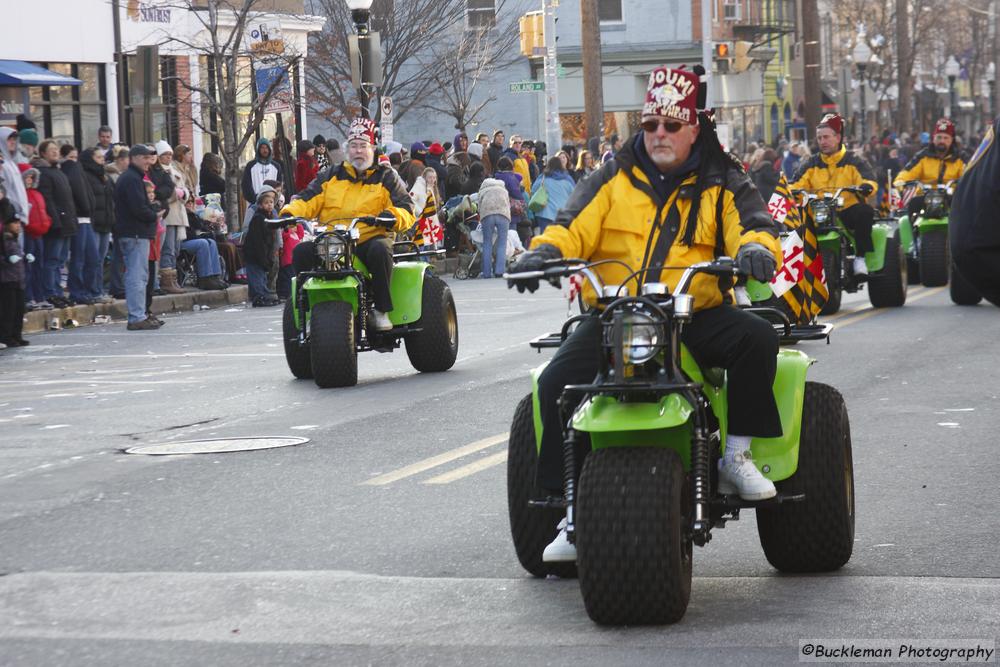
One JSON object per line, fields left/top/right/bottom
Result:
{"left": 811, "top": 201, "right": 831, "bottom": 224}
{"left": 317, "top": 236, "right": 345, "bottom": 268}
{"left": 925, "top": 192, "right": 945, "bottom": 209}
{"left": 622, "top": 312, "right": 662, "bottom": 365}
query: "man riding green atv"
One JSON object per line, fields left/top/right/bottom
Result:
{"left": 893, "top": 118, "right": 965, "bottom": 287}
{"left": 504, "top": 66, "right": 853, "bottom": 625}
{"left": 276, "top": 117, "right": 458, "bottom": 387}
{"left": 790, "top": 113, "right": 907, "bottom": 312}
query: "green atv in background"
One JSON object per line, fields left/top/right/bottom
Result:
{"left": 505, "top": 257, "right": 851, "bottom": 625}
{"left": 795, "top": 186, "right": 907, "bottom": 313}
{"left": 273, "top": 215, "right": 459, "bottom": 388}
{"left": 896, "top": 180, "right": 955, "bottom": 287}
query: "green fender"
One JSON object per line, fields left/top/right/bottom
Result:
{"left": 898, "top": 215, "right": 914, "bottom": 253}
{"left": 291, "top": 259, "right": 433, "bottom": 329}
{"left": 916, "top": 216, "right": 949, "bottom": 234}
{"left": 819, "top": 222, "right": 891, "bottom": 273}
{"left": 528, "top": 346, "right": 812, "bottom": 481}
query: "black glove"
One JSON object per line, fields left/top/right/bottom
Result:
{"left": 736, "top": 243, "right": 777, "bottom": 282}
{"left": 374, "top": 210, "right": 396, "bottom": 229}
{"left": 858, "top": 183, "right": 874, "bottom": 197}
{"left": 507, "top": 244, "right": 562, "bottom": 294}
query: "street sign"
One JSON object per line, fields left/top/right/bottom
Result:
{"left": 254, "top": 65, "right": 293, "bottom": 114}
{"left": 380, "top": 96, "right": 394, "bottom": 143}
{"left": 381, "top": 96, "right": 393, "bottom": 121}
{"left": 509, "top": 81, "right": 544, "bottom": 94}
{"left": 245, "top": 21, "right": 285, "bottom": 64}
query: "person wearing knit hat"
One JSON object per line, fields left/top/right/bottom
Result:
{"left": 790, "top": 110, "right": 879, "bottom": 275}
{"left": 16, "top": 128, "right": 39, "bottom": 163}
{"left": 313, "top": 134, "right": 330, "bottom": 172}
{"left": 507, "top": 65, "right": 785, "bottom": 561}
{"left": 893, "top": 117, "right": 965, "bottom": 223}
{"left": 241, "top": 136, "right": 283, "bottom": 203}
{"left": 279, "top": 116, "right": 414, "bottom": 331}
{"left": 294, "top": 139, "right": 318, "bottom": 192}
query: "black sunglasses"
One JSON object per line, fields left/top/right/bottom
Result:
{"left": 641, "top": 119, "right": 685, "bottom": 134}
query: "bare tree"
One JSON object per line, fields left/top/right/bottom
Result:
{"left": 157, "top": 0, "right": 299, "bottom": 229}
{"left": 419, "top": 23, "right": 521, "bottom": 132}
{"left": 305, "top": 0, "right": 526, "bottom": 136}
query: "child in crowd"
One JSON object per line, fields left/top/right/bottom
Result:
{"left": 1, "top": 213, "right": 29, "bottom": 347}
{"left": 278, "top": 217, "right": 304, "bottom": 299}
{"left": 144, "top": 179, "right": 167, "bottom": 325}
{"left": 20, "top": 168, "right": 52, "bottom": 310}
{"left": 243, "top": 186, "right": 279, "bottom": 307}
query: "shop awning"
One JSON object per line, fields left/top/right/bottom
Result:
{"left": 0, "top": 60, "right": 81, "bottom": 87}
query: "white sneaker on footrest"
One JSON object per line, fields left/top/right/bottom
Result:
{"left": 372, "top": 310, "right": 393, "bottom": 331}
{"left": 852, "top": 257, "right": 868, "bottom": 275}
{"left": 718, "top": 451, "right": 777, "bottom": 500}
{"left": 542, "top": 517, "right": 577, "bottom": 562}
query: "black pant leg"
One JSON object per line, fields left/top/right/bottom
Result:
{"left": 536, "top": 316, "right": 602, "bottom": 491}
{"left": 145, "top": 260, "right": 155, "bottom": 314}
{"left": 292, "top": 241, "right": 318, "bottom": 274}
{"left": 906, "top": 196, "right": 925, "bottom": 221}
{"left": 681, "top": 306, "right": 783, "bottom": 438}
{"left": 0, "top": 283, "right": 15, "bottom": 341}
{"left": 839, "top": 204, "right": 875, "bottom": 255}
{"left": 356, "top": 237, "right": 394, "bottom": 312}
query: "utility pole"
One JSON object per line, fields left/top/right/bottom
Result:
{"left": 542, "top": 0, "right": 561, "bottom": 152}
{"left": 896, "top": 0, "right": 912, "bottom": 135}
{"left": 993, "top": 0, "right": 1000, "bottom": 120}
{"left": 580, "top": 0, "right": 604, "bottom": 146}
{"left": 801, "top": 0, "right": 822, "bottom": 142}
{"left": 702, "top": 0, "right": 713, "bottom": 108}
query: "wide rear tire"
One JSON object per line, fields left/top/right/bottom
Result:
{"left": 756, "top": 382, "right": 854, "bottom": 572}
{"left": 282, "top": 299, "right": 312, "bottom": 379}
{"left": 868, "top": 235, "right": 907, "bottom": 307}
{"left": 950, "top": 262, "right": 983, "bottom": 305}
{"left": 405, "top": 275, "right": 458, "bottom": 373}
{"left": 310, "top": 301, "right": 358, "bottom": 388}
{"left": 819, "top": 249, "right": 842, "bottom": 315}
{"left": 506, "top": 394, "right": 577, "bottom": 579}
{"left": 577, "top": 448, "right": 692, "bottom": 625}
{"left": 918, "top": 229, "right": 949, "bottom": 287}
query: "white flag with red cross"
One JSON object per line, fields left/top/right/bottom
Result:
{"left": 418, "top": 217, "right": 444, "bottom": 244}
{"left": 767, "top": 191, "right": 791, "bottom": 226}
{"left": 770, "top": 232, "right": 806, "bottom": 297}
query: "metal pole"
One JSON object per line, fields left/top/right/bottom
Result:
{"left": 802, "top": 0, "right": 822, "bottom": 142}
{"left": 948, "top": 76, "right": 956, "bottom": 119}
{"left": 111, "top": 0, "right": 128, "bottom": 142}
{"left": 702, "top": 0, "right": 713, "bottom": 108}
{"left": 543, "top": 0, "right": 561, "bottom": 152}
{"left": 859, "top": 68, "right": 866, "bottom": 142}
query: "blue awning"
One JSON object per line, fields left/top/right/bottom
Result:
{"left": 0, "top": 60, "right": 82, "bottom": 87}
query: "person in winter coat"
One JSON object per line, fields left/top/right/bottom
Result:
{"left": 294, "top": 140, "right": 318, "bottom": 192}
{"left": 0, "top": 214, "right": 28, "bottom": 347}
{"left": 487, "top": 130, "right": 505, "bottom": 174}
{"left": 199, "top": 153, "right": 226, "bottom": 208}
{"left": 177, "top": 199, "right": 228, "bottom": 292}
{"left": 243, "top": 186, "right": 280, "bottom": 307}
{"left": 0, "top": 128, "right": 28, "bottom": 222}
{"left": 240, "top": 138, "right": 282, "bottom": 203}
{"left": 468, "top": 142, "right": 492, "bottom": 176}
{"left": 453, "top": 133, "right": 470, "bottom": 155}
{"left": 462, "top": 162, "right": 486, "bottom": 196}
{"left": 33, "top": 140, "right": 77, "bottom": 308}
{"left": 503, "top": 136, "right": 532, "bottom": 194}
{"left": 446, "top": 152, "right": 470, "bottom": 198}
{"left": 313, "top": 134, "right": 330, "bottom": 172}
{"left": 150, "top": 141, "right": 188, "bottom": 294}
{"left": 425, "top": 143, "right": 449, "bottom": 198}
{"left": 173, "top": 144, "right": 199, "bottom": 199}
{"left": 573, "top": 149, "right": 597, "bottom": 182}
{"left": 277, "top": 215, "right": 305, "bottom": 298}
{"left": 477, "top": 177, "right": 512, "bottom": 279}
{"left": 19, "top": 168, "right": 51, "bottom": 309}
{"left": 399, "top": 142, "right": 428, "bottom": 189}
{"left": 60, "top": 144, "right": 100, "bottom": 304}
{"left": 114, "top": 144, "right": 161, "bottom": 330}
{"left": 750, "top": 148, "right": 781, "bottom": 203}
{"left": 79, "top": 149, "right": 116, "bottom": 303}
{"left": 531, "top": 156, "right": 577, "bottom": 233}
{"left": 408, "top": 167, "right": 443, "bottom": 251}
{"left": 493, "top": 156, "right": 529, "bottom": 245}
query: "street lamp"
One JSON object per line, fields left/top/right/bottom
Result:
{"left": 944, "top": 55, "right": 960, "bottom": 120}
{"left": 852, "top": 38, "right": 872, "bottom": 143}
{"left": 987, "top": 62, "right": 996, "bottom": 119}
{"left": 345, "top": 0, "right": 381, "bottom": 119}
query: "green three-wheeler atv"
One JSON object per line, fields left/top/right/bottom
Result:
{"left": 506, "top": 257, "right": 853, "bottom": 625}
{"left": 896, "top": 180, "right": 955, "bottom": 288}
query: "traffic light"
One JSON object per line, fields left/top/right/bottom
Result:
{"left": 733, "top": 41, "right": 753, "bottom": 73}
{"left": 714, "top": 42, "right": 732, "bottom": 59}
{"left": 519, "top": 12, "right": 544, "bottom": 58}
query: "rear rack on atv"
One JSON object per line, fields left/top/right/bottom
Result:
{"left": 779, "top": 322, "right": 833, "bottom": 344}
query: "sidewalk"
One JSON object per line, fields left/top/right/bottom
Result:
{"left": 22, "top": 257, "right": 459, "bottom": 335}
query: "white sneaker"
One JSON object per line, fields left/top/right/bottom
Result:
{"left": 543, "top": 517, "right": 577, "bottom": 562}
{"left": 372, "top": 309, "right": 393, "bottom": 331}
{"left": 718, "top": 451, "right": 777, "bottom": 500}
{"left": 852, "top": 257, "right": 868, "bottom": 275}
{"left": 36, "top": 301, "right": 54, "bottom": 310}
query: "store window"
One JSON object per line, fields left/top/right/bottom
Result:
{"left": 122, "top": 54, "right": 180, "bottom": 147}
{"left": 598, "top": 0, "right": 623, "bottom": 22}
{"left": 467, "top": 0, "right": 496, "bottom": 28}
{"left": 28, "top": 63, "right": 107, "bottom": 148}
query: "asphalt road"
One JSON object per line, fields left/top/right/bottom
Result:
{"left": 1, "top": 277, "right": 998, "bottom": 666}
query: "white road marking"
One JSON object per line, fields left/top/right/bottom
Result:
{"left": 361, "top": 433, "right": 509, "bottom": 486}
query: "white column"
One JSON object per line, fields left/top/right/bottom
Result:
{"left": 105, "top": 61, "right": 120, "bottom": 142}
{"left": 543, "top": 0, "right": 561, "bottom": 151}
{"left": 189, "top": 54, "right": 203, "bottom": 159}
{"left": 298, "top": 58, "right": 308, "bottom": 139}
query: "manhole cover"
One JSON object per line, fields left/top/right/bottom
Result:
{"left": 124, "top": 436, "right": 310, "bottom": 456}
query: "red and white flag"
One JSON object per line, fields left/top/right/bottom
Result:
{"left": 418, "top": 217, "right": 444, "bottom": 244}
{"left": 767, "top": 192, "right": 791, "bottom": 226}
{"left": 770, "top": 232, "right": 806, "bottom": 297}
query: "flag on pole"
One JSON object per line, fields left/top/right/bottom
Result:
{"left": 767, "top": 174, "right": 828, "bottom": 323}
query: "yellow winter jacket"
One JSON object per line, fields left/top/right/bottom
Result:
{"left": 789, "top": 145, "right": 878, "bottom": 208}
{"left": 280, "top": 161, "right": 415, "bottom": 244}
{"left": 893, "top": 147, "right": 965, "bottom": 187}
{"left": 513, "top": 157, "right": 532, "bottom": 194}
{"left": 529, "top": 139, "right": 781, "bottom": 311}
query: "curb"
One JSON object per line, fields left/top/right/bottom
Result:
{"left": 23, "top": 285, "right": 249, "bottom": 334}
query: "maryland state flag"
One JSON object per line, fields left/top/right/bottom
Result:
{"left": 766, "top": 174, "right": 829, "bottom": 323}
